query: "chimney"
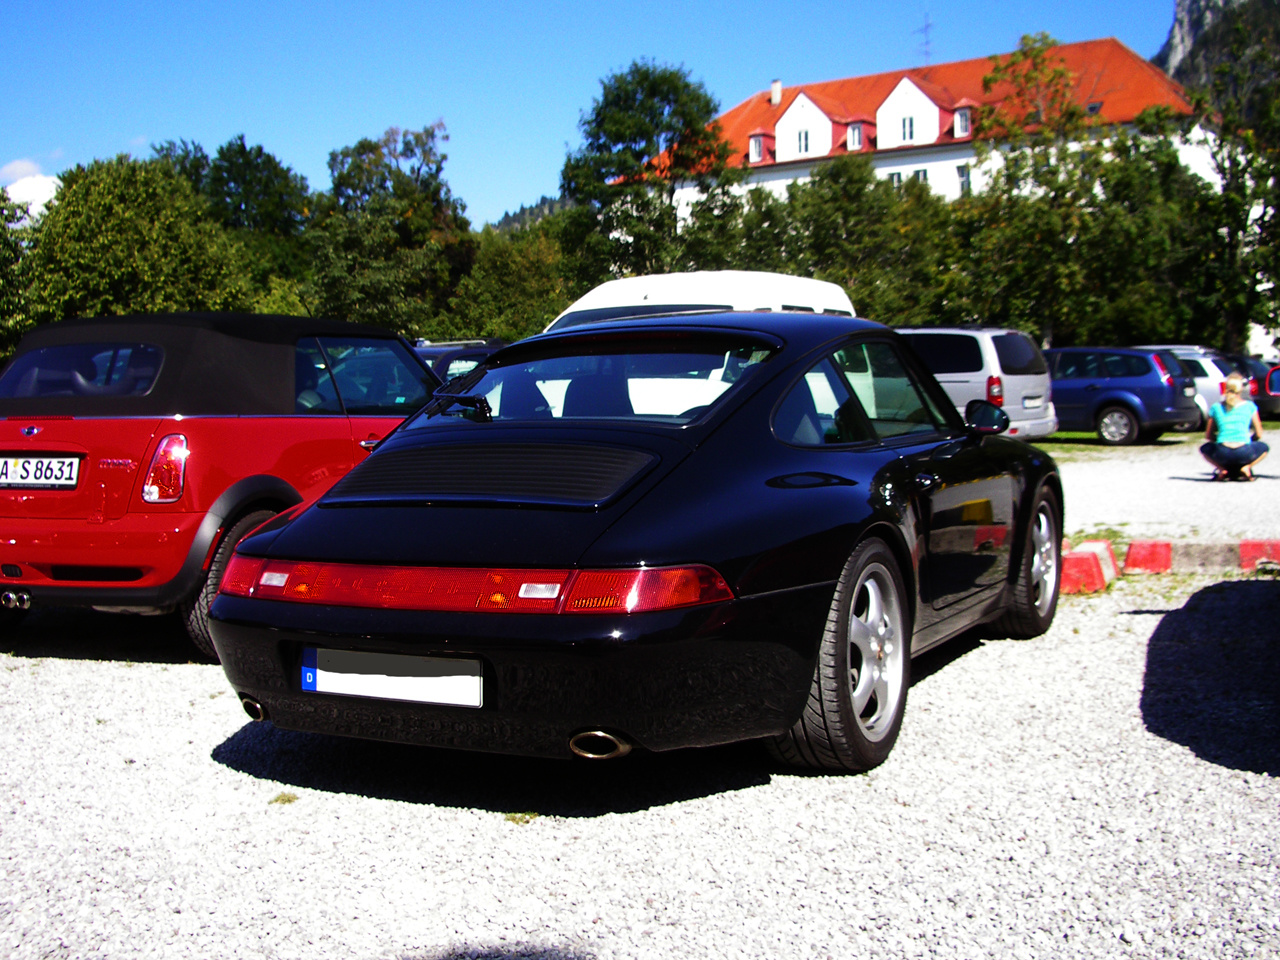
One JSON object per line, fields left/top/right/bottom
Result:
{"left": 770, "top": 79, "right": 782, "bottom": 106}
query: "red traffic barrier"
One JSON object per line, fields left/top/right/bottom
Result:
{"left": 1123, "top": 541, "right": 1173, "bottom": 575}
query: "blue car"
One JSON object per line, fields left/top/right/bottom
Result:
{"left": 1045, "top": 347, "right": 1199, "bottom": 444}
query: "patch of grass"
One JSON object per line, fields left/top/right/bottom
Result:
{"left": 268, "top": 792, "right": 299, "bottom": 805}
{"left": 504, "top": 811, "right": 539, "bottom": 825}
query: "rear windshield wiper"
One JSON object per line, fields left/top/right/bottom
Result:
{"left": 430, "top": 391, "right": 492, "bottom": 422}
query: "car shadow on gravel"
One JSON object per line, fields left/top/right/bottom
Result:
{"left": 0, "top": 607, "right": 205, "bottom": 664}
{"left": 212, "top": 721, "right": 776, "bottom": 816}
{"left": 210, "top": 631, "right": 986, "bottom": 815}
{"left": 405, "top": 945, "right": 593, "bottom": 960}
{"left": 1139, "top": 578, "right": 1280, "bottom": 775}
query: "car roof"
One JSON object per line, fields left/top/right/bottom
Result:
{"left": 494, "top": 311, "right": 888, "bottom": 366}
{"left": 19, "top": 312, "right": 397, "bottom": 349}
{"left": 2, "top": 312, "right": 417, "bottom": 418}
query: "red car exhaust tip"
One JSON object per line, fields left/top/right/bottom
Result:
{"left": 568, "top": 730, "right": 632, "bottom": 760}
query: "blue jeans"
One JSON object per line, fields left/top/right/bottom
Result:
{"left": 1201, "top": 441, "right": 1269, "bottom": 471}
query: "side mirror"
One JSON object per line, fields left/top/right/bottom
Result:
{"left": 965, "top": 399, "right": 1010, "bottom": 436}
{"left": 1268, "top": 366, "right": 1280, "bottom": 397}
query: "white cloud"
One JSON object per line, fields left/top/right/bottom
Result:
{"left": 5, "top": 175, "right": 61, "bottom": 218}
{"left": 0, "top": 158, "right": 42, "bottom": 185}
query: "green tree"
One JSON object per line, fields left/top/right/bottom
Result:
{"left": 445, "top": 226, "right": 570, "bottom": 341}
{"left": 1189, "top": 24, "right": 1280, "bottom": 351}
{"left": 1, "top": 188, "right": 30, "bottom": 353}
{"left": 561, "top": 60, "right": 733, "bottom": 276}
{"left": 310, "top": 124, "right": 473, "bottom": 334}
{"left": 22, "top": 156, "right": 251, "bottom": 330}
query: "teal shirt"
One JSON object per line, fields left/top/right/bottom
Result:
{"left": 1210, "top": 400, "right": 1257, "bottom": 444}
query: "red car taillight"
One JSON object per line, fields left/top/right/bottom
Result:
{"left": 1152, "top": 354, "right": 1174, "bottom": 388}
{"left": 986, "top": 375, "right": 1004, "bottom": 406}
{"left": 141, "top": 434, "right": 188, "bottom": 503}
{"left": 218, "top": 558, "right": 734, "bottom": 614}
{"left": 1250, "top": 377, "right": 1260, "bottom": 396}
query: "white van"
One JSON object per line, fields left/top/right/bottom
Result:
{"left": 543, "top": 271, "right": 856, "bottom": 333}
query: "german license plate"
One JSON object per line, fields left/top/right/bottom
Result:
{"left": 0, "top": 456, "right": 80, "bottom": 489}
{"left": 1022, "top": 395, "right": 1044, "bottom": 409}
{"left": 300, "top": 648, "right": 483, "bottom": 707}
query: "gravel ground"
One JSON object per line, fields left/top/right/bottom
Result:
{"left": 1052, "top": 434, "right": 1280, "bottom": 541}
{"left": 1, "top": 571, "right": 1277, "bottom": 960}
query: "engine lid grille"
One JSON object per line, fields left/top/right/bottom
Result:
{"left": 323, "top": 442, "right": 658, "bottom": 508}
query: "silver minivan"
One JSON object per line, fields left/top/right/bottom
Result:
{"left": 897, "top": 327, "right": 1058, "bottom": 439}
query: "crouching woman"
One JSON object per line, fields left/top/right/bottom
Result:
{"left": 1201, "top": 372, "right": 1269, "bottom": 480}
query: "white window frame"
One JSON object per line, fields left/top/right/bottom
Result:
{"left": 798, "top": 129, "right": 809, "bottom": 154}
{"left": 955, "top": 108, "right": 970, "bottom": 137}
{"left": 902, "top": 117, "right": 914, "bottom": 141}
{"left": 749, "top": 136, "right": 763, "bottom": 163}
{"left": 847, "top": 123, "right": 862, "bottom": 151}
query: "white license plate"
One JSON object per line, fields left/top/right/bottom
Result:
{"left": 0, "top": 456, "right": 80, "bottom": 488}
{"left": 1022, "top": 396, "right": 1044, "bottom": 409}
{"left": 1183, "top": 386, "right": 1196, "bottom": 397}
{"left": 301, "top": 648, "right": 483, "bottom": 708}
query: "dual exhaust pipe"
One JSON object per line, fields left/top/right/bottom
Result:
{"left": 1, "top": 591, "right": 31, "bottom": 611}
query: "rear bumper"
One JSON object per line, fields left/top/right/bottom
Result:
{"left": 1006, "top": 405, "right": 1058, "bottom": 439}
{"left": 0, "top": 513, "right": 209, "bottom": 609}
{"left": 209, "top": 584, "right": 834, "bottom": 759}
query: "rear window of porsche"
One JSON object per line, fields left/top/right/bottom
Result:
{"left": 408, "top": 340, "right": 777, "bottom": 427}
{"left": 0, "top": 343, "right": 164, "bottom": 398}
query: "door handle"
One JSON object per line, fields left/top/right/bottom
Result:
{"left": 359, "top": 438, "right": 381, "bottom": 451}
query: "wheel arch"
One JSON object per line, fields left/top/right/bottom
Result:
{"left": 1091, "top": 392, "right": 1145, "bottom": 426}
{"left": 855, "top": 519, "right": 918, "bottom": 634}
{"left": 178, "top": 475, "right": 305, "bottom": 599}
{"left": 1006, "top": 468, "right": 1064, "bottom": 585}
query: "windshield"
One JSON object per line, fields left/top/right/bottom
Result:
{"left": 405, "top": 340, "right": 777, "bottom": 428}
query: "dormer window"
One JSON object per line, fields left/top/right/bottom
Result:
{"left": 955, "top": 108, "right": 971, "bottom": 137}
{"left": 902, "top": 117, "right": 914, "bottom": 141}
{"left": 1086, "top": 101, "right": 1103, "bottom": 116}
{"left": 798, "top": 130, "right": 810, "bottom": 154}
{"left": 847, "top": 123, "right": 862, "bottom": 150}
{"left": 749, "top": 135, "right": 763, "bottom": 163}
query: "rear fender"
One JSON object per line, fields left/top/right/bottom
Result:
{"left": 181, "top": 475, "right": 304, "bottom": 591}
{"left": 1091, "top": 391, "right": 1145, "bottom": 424}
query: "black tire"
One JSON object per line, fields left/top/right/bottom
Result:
{"left": 1096, "top": 406, "right": 1139, "bottom": 445}
{"left": 768, "top": 538, "right": 911, "bottom": 772}
{"left": 182, "top": 509, "right": 276, "bottom": 661}
{"left": 990, "top": 485, "right": 1061, "bottom": 639}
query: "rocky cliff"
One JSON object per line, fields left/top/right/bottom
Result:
{"left": 1153, "top": 0, "right": 1249, "bottom": 76}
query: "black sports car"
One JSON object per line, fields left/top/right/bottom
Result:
{"left": 210, "top": 313, "right": 1062, "bottom": 771}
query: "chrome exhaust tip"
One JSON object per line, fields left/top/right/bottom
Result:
{"left": 240, "top": 696, "right": 267, "bottom": 722}
{"left": 1, "top": 592, "right": 14, "bottom": 610}
{"left": 16, "top": 592, "right": 30, "bottom": 611}
{"left": 568, "top": 730, "right": 632, "bottom": 760}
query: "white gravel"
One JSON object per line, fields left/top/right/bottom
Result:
{"left": 1, "top": 572, "right": 1277, "bottom": 959}
{"left": 1054, "top": 434, "right": 1280, "bottom": 541}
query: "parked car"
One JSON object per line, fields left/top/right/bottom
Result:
{"left": 1044, "top": 346, "right": 1198, "bottom": 444}
{"left": 1135, "top": 344, "right": 1235, "bottom": 429}
{"left": 897, "top": 327, "right": 1058, "bottom": 439}
{"left": 0, "top": 313, "right": 440, "bottom": 657}
{"left": 414, "top": 338, "right": 507, "bottom": 382}
{"left": 210, "top": 312, "right": 1062, "bottom": 772}
{"left": 1219, "top": 353, "right": 1280, "bottom": 418}
{"left": 543, "top": 270, "right": 856, "bottom": 332}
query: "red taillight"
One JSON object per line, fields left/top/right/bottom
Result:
{"left": 220, "top": 554, "right": 265, "bottom": 597}
{"left": 562, "top": 566, "right": 733, "bottom": 613}
{"left": 141, "top": 434, "right": 188, "bottom": 503}
{"left": 1250, "top": 377, "right": 1260, "bottom": 396}
{"left": 986, "top": 375, "right": 1004, "bottom": 406}
{"left": 216, "top": 560, "right": 733, "bottom": 613}
{"left": 1152, "top": 355, "right": 1174, "bottom": 388}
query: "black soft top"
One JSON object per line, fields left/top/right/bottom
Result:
{"left": 1, "top": 313, "right": 406, "bottom": 417}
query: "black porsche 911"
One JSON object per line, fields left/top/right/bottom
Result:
{"left": 209, "top": 313, "right": 1062, "bottom": 771}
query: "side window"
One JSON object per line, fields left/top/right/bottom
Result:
{"left": 1056, "top": 352, "right": 1098, "bottom": 379}
{"left": 294, "top": 339, "right": 343, "bottom": 414}
{"left": 848, "top": 341, "right": 945, "bottom": 439}
{"left": 317, "top": 337, "right": 432, "bottom": 416}
{"left": 1182, "top": 359, "right": 1207, "bottom": 378}
{"left": 774, "top": 358, "right": 873, "bottom": 446}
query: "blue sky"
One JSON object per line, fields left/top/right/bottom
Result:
{"left": 3, "top": 0, "right": 1178, "bottom": 225}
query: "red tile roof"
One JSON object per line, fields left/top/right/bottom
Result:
{"left": 718, "top": 38, "right": 1191, "bottom": 167}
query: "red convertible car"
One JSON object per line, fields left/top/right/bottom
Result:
{"left": 0, "top": 313, "right": 439, "bottom": 658}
